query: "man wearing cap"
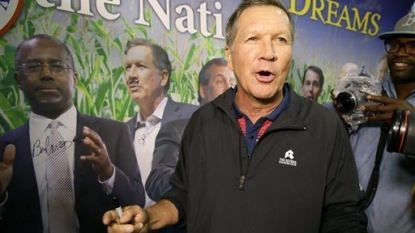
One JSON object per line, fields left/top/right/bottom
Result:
{"left": 330, "top": 5, "right": 415, "bottom": 233}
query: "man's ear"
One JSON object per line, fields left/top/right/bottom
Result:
{"left": 225, "top": 45, "right": 234, "bottom": 71}
{"left": 73, "top": 72, "right": 78, "bottom": 87}
{"left": 199, "top": 84, "right": 206, "bottom": 100}
{"left": 14, "top": 72, "right": 22, "bottom": 89}
{"left": 160, "top": 69, "right": 168, "bottom": 87}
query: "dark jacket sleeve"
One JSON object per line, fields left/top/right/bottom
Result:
{"left": 146, "top": 119, "right": 188, "bottom": 201}
{"left": 159, "top": 117, "right": 196, "bottom": 228}
{"left": 320, "top": 118, "right": 368, "bottom": 233}
{"left": 107, "top": 122, "right": 145, "bottom": 207}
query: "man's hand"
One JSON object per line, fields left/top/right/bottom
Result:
{"left": 362, "top": 95, "right": 415, "bottom": 123}
{"left": 103, "top": 205, "right": 150, "bottom": 233}
{"left": 0, "top": 144, "right": 16, "bottom": 198}
{"left": 327, "top": 89, "right": 352, "bottom": 130}
{"left": 80, "top": 126, "right": 114, "bottom": 181}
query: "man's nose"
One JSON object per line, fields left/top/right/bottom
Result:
{"left": 126, "top": 65, "right": 139, "bottom": 77}
{"left": 261, "top": 40, "right": 276, "bottom": 61}
{"left": 40, "top": 63, "right": 53, "bottom": 76}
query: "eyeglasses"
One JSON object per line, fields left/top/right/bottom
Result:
{"left": 17, "top": 61, "right": 72, "bottom": 75}
{"left": 384, "top": 41, "right": 415, "bottom": 55}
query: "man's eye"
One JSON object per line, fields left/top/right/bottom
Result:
{"left": 275, "top": 37, "right": 287, "bottom": 44}
{"left": 51, "top": 62, "right": 66, "bottom": 69}
{"left": 390, "top": 42, "right": 399, "bottom": 48}
{"left": 26, "top": 64, "right": 41, "bottom": 69}
{"left": 408, "top": 42, "right": 415, "bottom": 49}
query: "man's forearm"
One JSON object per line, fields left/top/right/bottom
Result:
{"left": 146, "top": 199, "right": 179, "bottom": 230}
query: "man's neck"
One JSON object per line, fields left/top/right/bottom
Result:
{"left": 394, "top": 81, "right": 415, "bottom": 99}
{"left": 32, "top": 103, "right": 73, "bottom": 120}
{"left": 138, "top": 94, "right": 166, "bottom": 121}
{"left": 235, "top": 93, "right": 282, "bottom": 124}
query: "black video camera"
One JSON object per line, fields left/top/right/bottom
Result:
{"left": 387, "top": 109, "right": 415, "bottom": 155}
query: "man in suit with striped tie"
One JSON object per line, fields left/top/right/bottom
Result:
{"left": 0, "top": 34, "right": 145, "bottom": 233}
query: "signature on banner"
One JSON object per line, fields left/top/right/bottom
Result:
{"left": 32, "top": 136, "right": 74, "bottom": 158}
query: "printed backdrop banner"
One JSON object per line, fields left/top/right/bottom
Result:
{"left": 0, "top": 0, "right": 412, "bottom": 134}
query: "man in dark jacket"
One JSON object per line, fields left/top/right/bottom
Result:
{"left": 103, "top": 0, "right": 368, "bottom": 232}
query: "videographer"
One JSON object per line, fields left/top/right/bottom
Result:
{"left": 326, "top": 7, "right": 415, "bottom": 233}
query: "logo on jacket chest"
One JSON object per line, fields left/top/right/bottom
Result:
{"left": 279, "top": 149, "right": 297, "bottom": 166}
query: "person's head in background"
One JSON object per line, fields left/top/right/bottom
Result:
{"left": 198, "top": 58, "right": 235, "bottom": 106}
{"left": 378, "top": 8, "right": 415, "bottom": 99}
{"left": 301, "top": 65, "right": 324, "bottom": 102}
{"left": 376, "top": 54, "right": 389, "bottom": 82}
{"left": 338, "top": 62, "right": 358, "bottom": 80}
{"left": 14, "top": 34, "right": 76, "bottom": 119}
{"left": 123, "top": 38, "right": 171, "bottom": 110}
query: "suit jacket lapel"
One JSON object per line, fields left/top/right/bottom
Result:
{"left": 10, "top": 124, "right": 43, "bottom": 228}
{"left": 127, "top": 114, "right": 137, "bottom": 139}
{"left": 161, "top": 98, "right": 181, "bottom": 126}
{"left": 14, "top": 124, "right": 36, "bottom": 179}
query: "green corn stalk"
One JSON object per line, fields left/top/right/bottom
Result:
{"left": 1, "top": 3, "right": 227, "bottom": 134}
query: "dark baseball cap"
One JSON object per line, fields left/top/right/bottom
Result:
{"left": 378, "top": 4, "right": 415, "bottom": 40}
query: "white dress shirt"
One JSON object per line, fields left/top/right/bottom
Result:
{"left": 15, "top": 105, "right": 114, "bottom": 232}
{"left": 134, "top": 97, "right": 167, "bottom": 207}
{"left": 30, "top": 106, "right": 78, "bottom": 231}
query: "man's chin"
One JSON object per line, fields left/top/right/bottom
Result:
{"left": 35, "top": 97, "right": 65, "bottom": 107}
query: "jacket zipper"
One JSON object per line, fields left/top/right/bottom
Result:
{"left": 239, "top": 155, "right": 251, "bottom": 190}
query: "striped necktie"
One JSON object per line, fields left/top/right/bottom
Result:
{"left": 45, "top": 120, "right": 78, "bottom": 232}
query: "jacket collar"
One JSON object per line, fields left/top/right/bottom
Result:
{"left": 212, "top": 84, "right": 307, "bottom": 130}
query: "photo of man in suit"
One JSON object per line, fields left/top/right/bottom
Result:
{"left": 198, "top": 57, "right": 235, "bottom": 106}
{"left": 123, "top": 38, "right": 197, "bottom": 208}
{"left": 0, "top": 34, "right": 145, "bottom": 233}
{"left": 146, "top": 57, "right": 235, "bottom": 201}
{"left": 300, "top": 65, "right": 325, "bottom": 102}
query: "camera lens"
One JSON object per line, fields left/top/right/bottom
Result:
{"left": 336, "top": 92, "right": 357, "bottom": 113}
{"left": 387, "top": 109, "right": 415, "bottom": 155}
